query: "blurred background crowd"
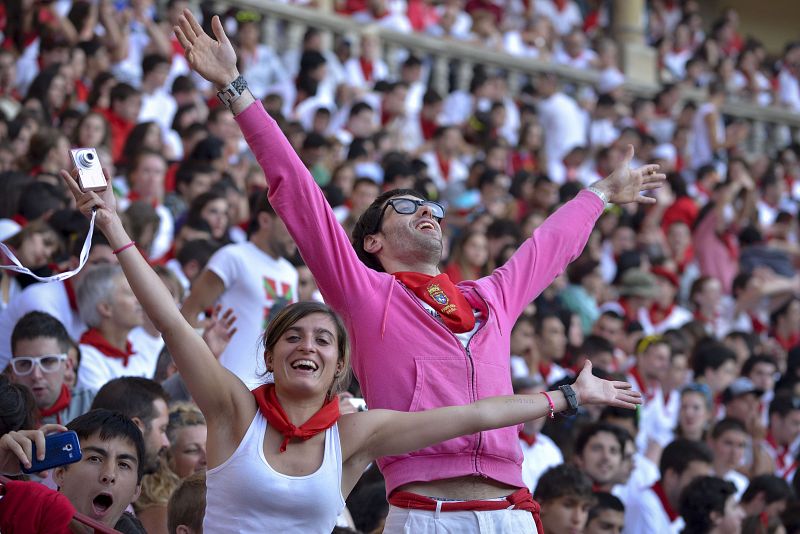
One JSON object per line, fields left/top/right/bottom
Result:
{"left": 4, "top": 0, "right": 800, "bottom": 532}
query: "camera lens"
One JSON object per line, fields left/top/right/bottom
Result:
{"left": 85, "top": 152, "right": 95, "bottom": 161}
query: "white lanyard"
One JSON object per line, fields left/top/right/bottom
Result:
{"left": 0, "top": 210, "right": 97, "bottom": 282}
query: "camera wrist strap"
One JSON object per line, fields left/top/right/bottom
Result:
{"left": 0, "top": 210, "right": 97, "bottom": 283}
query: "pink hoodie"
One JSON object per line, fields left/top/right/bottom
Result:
{"left": 236, "top": 101, "right": 604, "bottom": 495}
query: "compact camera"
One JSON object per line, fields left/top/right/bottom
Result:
{"left": 70, "top": 148, "right": 107, "bottom": 192}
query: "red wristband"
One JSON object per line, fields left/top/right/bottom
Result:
{"left": 540, "top": 391, "right": 555, "bottom": 419}
{"left": 112, "top": 241, "right": 136, "bottom": 255}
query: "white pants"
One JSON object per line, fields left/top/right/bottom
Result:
{"left": 382, "top": 505, "right": 539, "bottom": 533}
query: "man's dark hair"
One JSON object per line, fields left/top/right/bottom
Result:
{"left": 574, "top": 421, "right": 628, "bottom": 457}
{"left": 533, "top": 311, "right": 562, "bottom": 335}
{"left": 581, "top": 335, "right": 614, "bottom": 359}
{"left": 11, "top": 311, "right": 72, "bottom": 355}
{"left": 587, "top": 492, "right": 624, "bottom": 523}
{"left": 0, "top": 375, "right": 37, "bottom": 435}
{"left": 599, "top": 405, "right": 639, "bottom": 430}
{"left": 175, "top": 161, "right": 216, "bottom": 190}
{"left": 247, "top": 190, "right": 278, "bottom": 236}
{"left": 741, "top": 474, "right": 794, "bottom": 504}
{"left": 659, "top": 438, "right": 712, "bottom": 478}
{"left": 176, "top": 239, "right": 219, "bottom": 270}
{"left": 142, "top": 53, "right": 169, "bottom": 77}
{"left": 534, "top": 464, "right": 595, "bottom": 503}
{"left": 679, "top": 476, "right": 735, "bottom": 534}
{"left": 710, "top": 417, "right": 747, "bottom": 440}
{"left": 485, "top": 218, "right": 521, "bottom": 242}
{"left": 91, "top": 377, "right": 168, "bottom": 428}
{"left": 349, "top": 101, "right": 373, "bottom": 119}
{"left": 18, "top": 181, "right": 66, "bottom": 221}
{"left": 769, "top": 391, "right": 800, "bottom": 418}
{"left": 692, "top": 339, "right": 737, "bottom": 377}
{"left": 110, "top": 82, "right": 140, "bottom": 104}
{"left": 67, "top": 409, "right": 146, "bottom": 483}
{"left": 351, "top": 188, "right": 426, "bottom": 272}
{"left": 741, "top": 354, "right": 778, "bottom": 378}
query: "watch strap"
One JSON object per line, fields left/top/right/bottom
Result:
{"left": 216, "top": 75, "right": 248, "bottom": 108}
{"left": 559, "top": 384, "right": 579, "bottom": 416}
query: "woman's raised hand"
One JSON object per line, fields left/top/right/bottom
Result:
{"left": 59, "top": 168, "right": 118, "bottom": 233}
{"left": 572, "top": 360, "right": 642, "bottom": 410}
{"left": 174, "top": 9, "right": 239, "bottom": 87}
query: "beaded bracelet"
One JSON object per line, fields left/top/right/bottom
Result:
{"left": 540, "top": 391, "right": 555, "bottom": 419}
{"left": 112, "top": 241, "right": 136, "bottom": 255}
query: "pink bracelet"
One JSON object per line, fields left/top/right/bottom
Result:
{"left": 112, "top": 241, "right": 136, "bottom": 255}
{"left": 540, "top": 391, "right": 555, "bottom": 419}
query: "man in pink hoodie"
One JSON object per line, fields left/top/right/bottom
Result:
{"left": 176, "top": 11, "right": 665, "bottom": 532}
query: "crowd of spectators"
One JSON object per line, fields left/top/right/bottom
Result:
{"left": 3, "top": 0, "right": 800, "bottom": 532}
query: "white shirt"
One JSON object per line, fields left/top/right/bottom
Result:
{"left": 204, "top": 413, "right": 344, "bottom": 533}
{"left": 534, "top": 0, "right": 583, "bottom": 35}
{"left": 623, "top": 485, "right": 684, "bottom": 534}
{"left": 241, "top": 44, "right": 291, "bottom": 101}
{"left": 690, "top": 102, "right": 724, "bottom": 170}
{"left": 343, "top": 57, "right": 389, "bottom": 90}
{"left": 722, "top": 469, "right": 749, "bottom": 501}
{"left": 538, "top": 92, "right": 587, "bottom": 168}
{"left": 418, "top": 151, "right": 469, "bottom": 192}
{"left": 128, "top": 326, "right": 165, "bottom": 373}
{"left": 206, "top": 242, "right": 298, "bottom": 389}
{"left": 779, "top": 69, "right": 800, "bottom": 113}
{"left": 138, "top": 88, "right": 178, "bottom": 135}
{"left": 76, "top": 342, "right": 155, "bottom": 392}
{"left": 520, "top": 433, "right": 563, "bottom": 493}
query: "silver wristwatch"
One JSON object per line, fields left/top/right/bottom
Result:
{"left": 216, "top": 75, "right": 248, "bottom": 108}
{"left": 586, "top": 186, "right": 609, "bottom": 209}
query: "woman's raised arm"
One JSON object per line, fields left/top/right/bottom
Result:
{"left": 59, "top": 169, "right": 253, "bottom": 423}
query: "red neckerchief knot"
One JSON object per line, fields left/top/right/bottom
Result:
{"left": 252, "top": 384, "right": 340, "bottom": 453}
{"left": 393, "top": 272, "right": 476, "bottom": 333}
{"left": 79, "top": 328, "right": 134, "bottom": 367}
{"left": 39, "top": 384, "right": 71, "bottom": 423}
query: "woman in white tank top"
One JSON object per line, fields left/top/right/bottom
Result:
{"left": 60, "top": 15, "right": 643, "bottom": 532}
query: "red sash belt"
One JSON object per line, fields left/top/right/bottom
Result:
{"left": 388, "top": 488, "right": 542, "bottom": 532}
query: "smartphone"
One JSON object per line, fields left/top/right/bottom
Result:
{"left": 70, "top": 148, "right": 107, "bottom": 192}
{"left": 21, "top": 431, "right": 83, "bottom": 474}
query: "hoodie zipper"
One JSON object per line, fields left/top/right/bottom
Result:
{"left": 398, "top": 284, "right": 490, "bottom": 474}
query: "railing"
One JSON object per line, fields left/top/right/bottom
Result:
{"left": 222, "top": 0, "right": 800, "bottom": 152}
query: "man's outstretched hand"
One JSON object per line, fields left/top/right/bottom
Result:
{"left": 174, "top": 9, "right": 239, "bottom": 88}
{"left": 593, "top": 144, "right": 667, "bottom": 205}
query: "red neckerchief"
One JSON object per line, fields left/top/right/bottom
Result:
{"left": 519, "top": 430, "right": 537, "bottom": 447}
{"left": 79, "top": 328, "right": 134, "bottom": 367}
{"left": 629, "top": 366, "right": 654, "bottom": 401}
{"left": 436, "top": 151, "right": 450, "bottom": 182}
{"left": 538, "top": 363, "right": 553, "bottom": 384}
{"left": 773, "top": 331, "right": 800, "bottom": 352}
{"left": 651, "top": 481, "right": 679, "bottom": 522}
{"left": 420, "top": 115, "right": 437, "bottom": 140}
{"left": 128, "top": 190, "right": 159, "bottom": 209}
{"left": 749, "top": 312, "right": 768, "bottom": 335}
{"left": 395, "top": 272, "right": 476, "bottom": 333}
{"left": 553, "top": 0, "right": 567, "bottom": 11}
{"left": 381, "top": 108, "right": 395, "bottom": 127}
{"left": 11, "top": 213, "right": 28, "bottom": 227}
{"left": 766, "top": 432, "right": 792, "bottom": 473}
{"left": 64, "top": 278, "right": 78, "bottom": 311}
{"left": 359, "top": 57, "right": 373, "bottom": 82}
{"left": 39, "top": 384, "right": 71, "bottom": 424}
{"left": 252, "top": 383, "right": 340, "bottom": 453}
{"left": 648, "top": 302, "right": 674, "bottom": 326}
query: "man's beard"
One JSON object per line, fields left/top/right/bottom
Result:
{"left": 143, "top": 448, "right": 165, "bottom": 474}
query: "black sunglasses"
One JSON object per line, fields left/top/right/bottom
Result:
{"left": 372, "top": 198, "right": 445, "bottom": 234}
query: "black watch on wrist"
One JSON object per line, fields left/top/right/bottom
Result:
{"left": 216, "top": 75, "right": 248, "bottom": 108}
{"left": 559, "top": 384, "right": 579, "bottom": 416}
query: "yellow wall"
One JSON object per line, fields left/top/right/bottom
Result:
{"left": 698, "top": 0, "right": 800, "bottom": 55}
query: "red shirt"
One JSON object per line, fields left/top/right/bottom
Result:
{"left": 96, "top": 107, "right": 135, "bottom": 163}
{"left": 0, "top": 479, "right": 75, "bottom": 533}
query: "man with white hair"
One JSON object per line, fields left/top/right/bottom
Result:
{"left": 75, "top": 264, "right": 151, "bottom": 391}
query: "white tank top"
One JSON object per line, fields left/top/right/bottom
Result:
{"left": 204, "top": 412, "right": 345, "bottom": 533}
